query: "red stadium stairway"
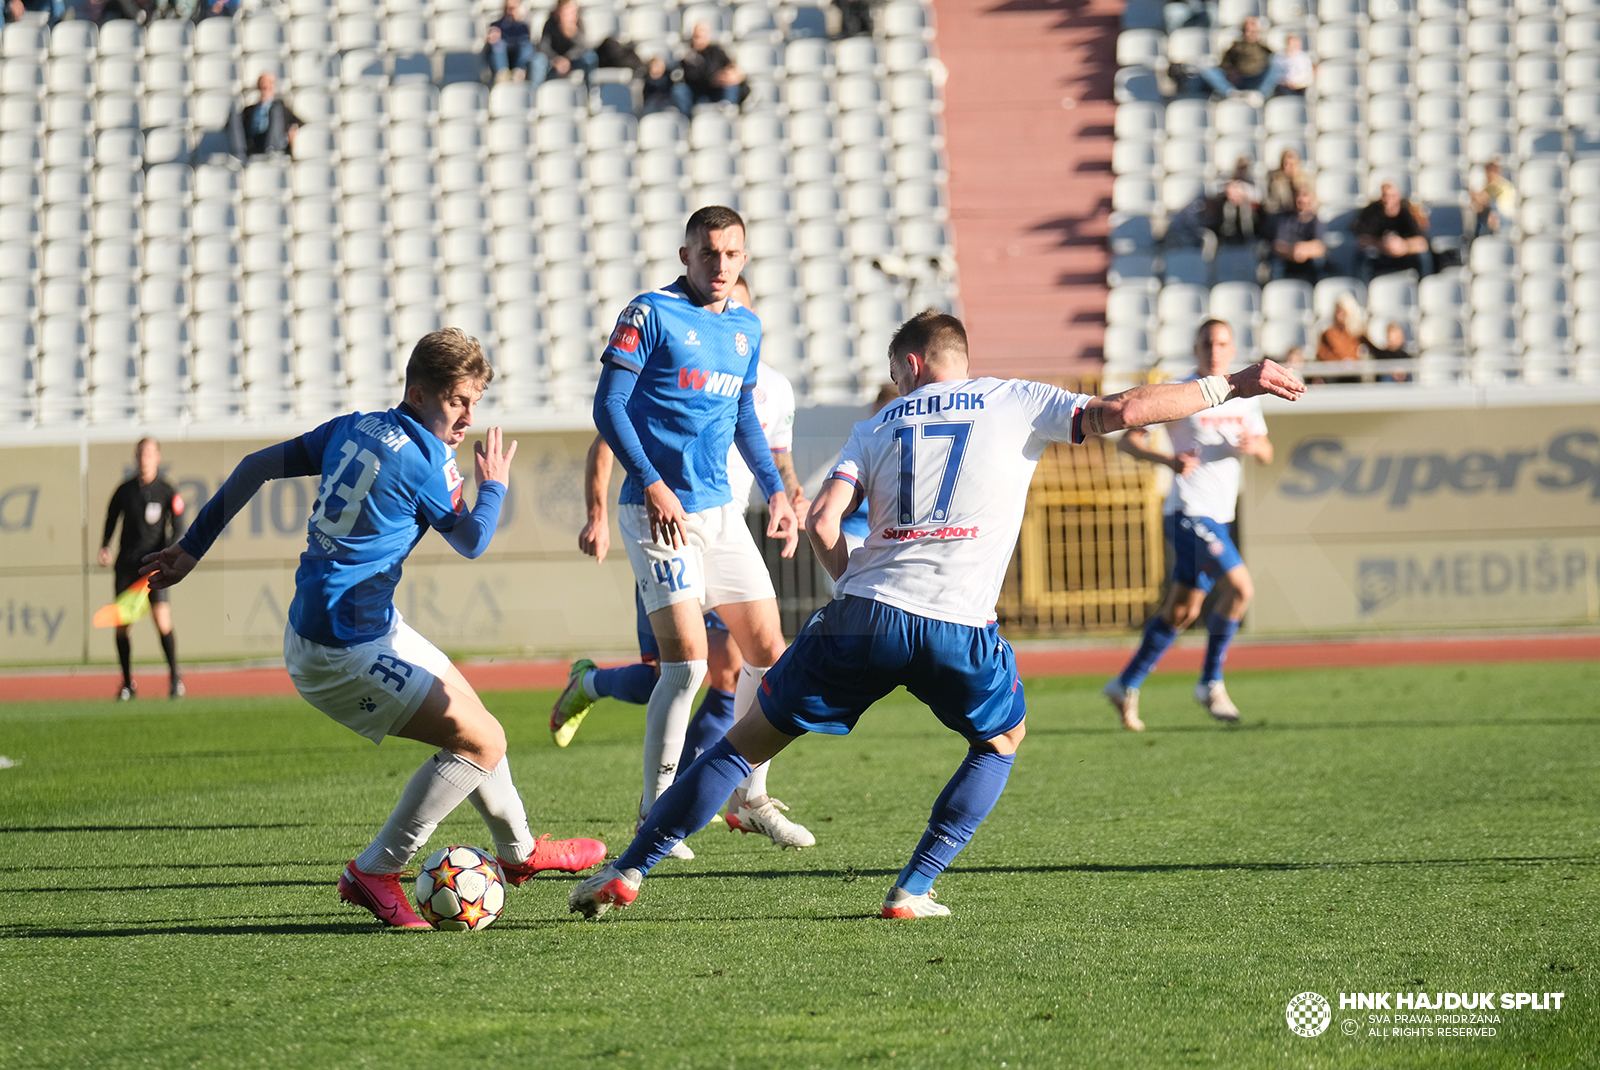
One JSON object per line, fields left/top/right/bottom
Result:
{"left": 933, "top": 0, "right": 1119, "bottom": 379}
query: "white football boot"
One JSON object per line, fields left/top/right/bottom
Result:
{"left": 881, "top": 886, "right": 951, "bottom": 919}
{"left": 1194, "top": 680, "right": 1241, "bottom": 722}
{"left": 1103, "top": 678, "right": 1145, "bottom": 731}
{"left": 725, "top": 795, "right": 816, "bottom": 849}
{"left": 568, "top": 863, "right": 642, "bottom": 919}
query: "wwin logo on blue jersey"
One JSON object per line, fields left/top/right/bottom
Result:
{"left": 678, "top": 368, "right": 742, "bottom": 397}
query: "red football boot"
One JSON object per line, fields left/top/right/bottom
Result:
{"left": 497, "top": 834, "right": 608, "bottom": 884}
{"left": 337, "top": 863, "right": 432, "bottom": 929}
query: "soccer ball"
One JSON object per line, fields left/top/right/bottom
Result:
{"left": 414, "top": 845, "right": 506, "bottom": 931}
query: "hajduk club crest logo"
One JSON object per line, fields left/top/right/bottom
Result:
{"left": 1286, "top": 992, "right": 1333, "bottom": 1037}
{"left": 734, "top": 332, "right": 749, "bottom": 357}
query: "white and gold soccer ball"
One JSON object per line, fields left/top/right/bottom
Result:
{"left": 414, "top": 845, "right": 506, "bottom": 931}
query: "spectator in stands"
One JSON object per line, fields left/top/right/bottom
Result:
{"left": 1470, "top": 159, "right": 1517, "bottom": 239}
{"left": 94, "top": 0, "right": 146, "bottom": 24}
{"left": 680, "top": 22, "right": 750, "bottom": 108}
{"left": 1275, "top": 33, "right": 1312, "bottom": 96}
{"left": 641, "top": 54, "right": 689, "bottom": 115}
{"left": 1199, "top": 18, "right": 1281, "bottom": 103}
{"left": 1368, "top": 320, "right": 1412, "bottom": 382}
{"left": 1280, "top": 345, "right": 1306, "bottom": 372}
{"left": 1356, "top": 182, "right": 1431, "bottom": 281}
{"left": 230, "top": 73, "right": 302, "bottom": 160}
{"left": 1262, "top": 148, "right": 1305, "bottom": 216}
{"left": 1316, "top": 295, "right": 1366, "bottom": 370}
{"left": 6, "top": 0, "right": 64, "bottom": 25}
{"left": 539, "top": 0, "right": 597, "bottom": 82}
{"left": 196, "top": 0, "right": 239, "bottom": 20}
{"left": 1269, "top": 185, "right": 1326, "bottom": 284}
{"left": 835, "top": 0, "right": 872, "bottom": 37}
{"left": 1207, "top": 158, "right": 1259, "bottom": 247}
{"left": 485, "top": 0, "right": 540, "bottom": 84}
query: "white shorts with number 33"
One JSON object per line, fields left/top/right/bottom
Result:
{"left": 620, "top": 501, "right": 776, "bottom": 615}
{"left": 283, "top": 612, "right": 451, "bottom": 744}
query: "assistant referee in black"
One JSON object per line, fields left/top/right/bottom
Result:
{"left": 100, "top": 438, "right": 185, "bottom": 700}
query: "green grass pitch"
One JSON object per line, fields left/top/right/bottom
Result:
{"left": 0, "top": 662, "right": 1595, "bottom": 1069}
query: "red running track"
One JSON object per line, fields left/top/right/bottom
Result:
{"left": 3, "top": 635, "right": 1595, "bottom": 703}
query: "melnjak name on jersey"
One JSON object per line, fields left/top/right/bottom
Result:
{"left": 677, "top": 368, "right": 743, "bottom": 397}
{"left": 879, "top": 392, "right": 986, "bottom": 423}
{"left": 881, "top": 524, "right": 981, "bottom": 541}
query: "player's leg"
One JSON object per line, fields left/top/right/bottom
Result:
{"left": 424, "top": 662, "right": 607, "bottom": 878}
{"left": 678, "top": 615, "right": 739, "bottom": 772}
{"left": 890, "top": 617, "right": 1028, "bottom": 919}
{"left": 150, "top": 595, "right": 182, "bottom": 697}
{"left": 551, "top": 592, "right": 659, "bottom": 747}
{"left": 1195, "top": 557, "right": 1252, "bottom": 722}
{"left": 1106, "top": 514, "right": 1209, "bottom": 730}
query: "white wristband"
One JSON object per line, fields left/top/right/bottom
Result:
{"left": 1198, "top": 374, "right": 1234, "bottom": 407}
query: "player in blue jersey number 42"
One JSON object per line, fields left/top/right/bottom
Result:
{"left": 141, "top": 329, "right": 606, "bottom": 929}
{"left": 570, "top": 311, "right": 1304, "bottom": 921}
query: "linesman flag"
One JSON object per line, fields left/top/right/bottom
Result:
{"left": 93, "top": 575, "right": 151, "bottom": 629}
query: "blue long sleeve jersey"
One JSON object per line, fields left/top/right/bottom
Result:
{"left": 178, "top": 405, "right": 504, "bottom": 648}
{"left": 593, "top": 279, "right": 785, "bottom": 512}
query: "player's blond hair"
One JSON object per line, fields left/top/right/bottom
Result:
{"left": 889, "top": 310, "right": 969, "bottom": 370}
{"left": 405, "top": 328, "right": 494, "bottom": 395}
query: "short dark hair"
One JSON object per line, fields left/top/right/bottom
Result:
{"left": 405, "top": 327, "right": 493, "bottom": 394}
{"left": 685, "top": 205, "right": 746, "bottom": 245}
{"left": 1194, "top": 318, "right": 1232, "bottom": 344}
{"left": 889, "top": 310, "right": 968, "bottom": 365}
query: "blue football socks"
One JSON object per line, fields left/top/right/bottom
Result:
{"left": 894, "top": 749, "right": 1017, "bottom": 895}
{"left": 618, "top": 737, "right": 752, "bottom": 875}
{"left": 675, "top": 687, "right": 736, "bottom": 781}
{"left": 590, "top": 663, "right": 657, "bottom": 705}
{"left": 1202, "top": 612, "right": 1239, "bottom": 685}
{"left": 1119, "top": 616, "right": 1181, "bottom": 690}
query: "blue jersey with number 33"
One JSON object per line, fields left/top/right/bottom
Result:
{"left": 288, "top": 408, "right": 469, "bottom": 647}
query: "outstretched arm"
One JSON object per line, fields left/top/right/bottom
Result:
{"left": 143, "top": 437, "right": 320, "bottom": 589}
{"left": 1080, "top": 359, "right": 1303, "bottom": 436}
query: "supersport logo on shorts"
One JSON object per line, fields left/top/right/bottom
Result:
{"left": 880, "top": 525, "right": 981, "bottom": 542}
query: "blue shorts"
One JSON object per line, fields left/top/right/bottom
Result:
{"left": 757, "top": 595, "right": 1027, "bottom": 743}
{"left": 633, "top": 593, "right": 728, "bottom": 664}
{"left": 1165, "top": 513, "right": 1243, "bottom": 592}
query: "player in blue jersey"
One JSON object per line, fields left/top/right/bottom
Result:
{"left": 569, "top": 311, "right": 1303, "bottom": 921}
{"left": 591, "top": 206, "right": 814, "bottom": 855}
{"left": 140, "top": 329, "right": 606, "bottom": 929}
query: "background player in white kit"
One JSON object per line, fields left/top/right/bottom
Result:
{"left": 590, "top": 207, "right": 810, "bottom": 858}
{"left": 1105, "top": 319, "right": 1273, "bottom": 729}
{"left": 556, "top": 277, "right": 815, "bottom": 852}
{"left": 568, "top": 311, "right": 1303, "bottom": 921}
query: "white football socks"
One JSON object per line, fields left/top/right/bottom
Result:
{"left": 466, "top": 756, "right": 536, "bottom": 864}
{"left": 642, "top": 659, "right": 707, "bottom": 810}
{"left": 733, "top": 663, "right": 771, "bottom": 803}
{"left": 353, "top": 750, "right": 490, "bottom": 874}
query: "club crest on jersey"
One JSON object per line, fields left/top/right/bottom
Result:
{"left": 734, "top": 332, "right": 749, "bottom": 357}
{"left": 144, "top": 502, "right": 162, "bottom": 525}
{"left": 620, "top": 304, "right": 648, "bottom": 328}
{"left": 678, "top": 368, "right": 743, "bottom": 397}
{"left": 443, "top": 458, "right": 465, "bottom": 513}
